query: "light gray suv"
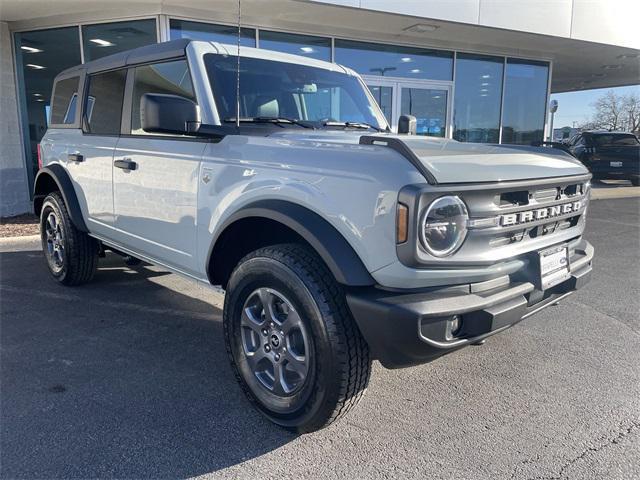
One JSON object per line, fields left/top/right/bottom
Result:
{"left": 36, "top": 39, "right": 594, "bottom": 432}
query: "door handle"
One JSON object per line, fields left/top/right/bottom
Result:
{"left": 114, "top": 158, "right": 137, "bottom": 171}
{"left": 68, "top": 153, "right": 84, "bottom": 162}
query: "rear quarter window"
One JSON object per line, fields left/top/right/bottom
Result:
{"left": 85, "top": 69, "right": 127, "bottom": 135}
{"left": 50, "top": 76, "right": 80, "bottom": 125}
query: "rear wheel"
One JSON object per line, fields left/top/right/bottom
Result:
{"left": 40, "top": 192, "right": 97, "bottom": 285}
{"left": 223, "top": 244, "right": 371, "bottom": 433}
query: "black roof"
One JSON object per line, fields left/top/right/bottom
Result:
{"left": 57, "top": 39, "right": 192, "bottom": 78}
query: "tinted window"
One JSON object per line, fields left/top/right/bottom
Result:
{"left": 501, "top": 59, "right": 549, "bottom": 145}
{"left": 453, "top": 53, "right": 503, "bottom": 143}
{"left": 131, "top": 60, "right": 196, "bottom": 134}
{"left": 14, "top": 26, "right": 81, "bottom": 179}
{"left": 82, "top": 19, "right": 157, "bottom": 62}
{"left": 335, "top": 40, "right": 453, "bottom": 81}
{"left": 259, "top": 31, "right": 331, "bottom": 61}
{"left": 50, "top": 76, "right": 79, "bottom": 124}
{"left": 85, "top": 70, "right": 127, "bottom": 135}
{"left": 170, "top": 19, "right": 256, "bottom": 46}
{"left": 592, "top": 134, "right": 639, "bottom": 146}
{"left": 204, "top": 54, "right": 386, "bottom": 129}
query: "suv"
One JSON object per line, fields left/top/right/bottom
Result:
{"left": 566, "top": 131, "right": 640, "bottom": 186}
{"left": 36, "top": 39, "right": 594, "bottom": 432}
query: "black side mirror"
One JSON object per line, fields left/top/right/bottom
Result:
{"left": 398, "top": 115, "right": 417, "bottom": 135}
{"left": 141, "top": 93, "right": 199, "bottom": 135}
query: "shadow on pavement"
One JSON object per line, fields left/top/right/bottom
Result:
{"left": 0, "top": 250, "right": 296, "bottom": 478}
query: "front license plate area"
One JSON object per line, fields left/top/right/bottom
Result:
{"left": 539, "top": 245, "right": 570, "bottom": 290}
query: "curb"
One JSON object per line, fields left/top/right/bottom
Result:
{"left": 590, "top": 189, "right": 640, "bottom": 200}
{"left": 0, "top": 235, "right": 41, "bottom": 252}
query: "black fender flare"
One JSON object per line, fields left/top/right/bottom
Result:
{"left": 33, "top": 164, "right": 88, "bottom": 232}
{"left": 208, "top": 199, "right": 375, "bottom": 287}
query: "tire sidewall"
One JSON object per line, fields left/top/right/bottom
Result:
{"left": 224, "top": 254, "right": 341, "bottom": 429}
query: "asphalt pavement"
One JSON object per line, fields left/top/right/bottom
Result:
{"left": 1, "top": 198, "right": 639, "bottom": 479}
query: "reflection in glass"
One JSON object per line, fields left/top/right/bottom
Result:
{"left": 501, "top": 59, "right": 549, "bottom": 145}
{"left": 131, "top": 60, "right": 196, "bottom": 134}
{"left": 453, "top": 53, "right": 503, "bottom": 143}
{"left": 259, "top": 31, "right": 331, "bottom": 61}
{"left": 82, "top": 19, "right": 157, "bottom": 61}
{"left": 335, "top": 40, "right": 453, "bottom": 81}
{"left": 401, "top": 88, "right": 447, "bottom": 137}
{"left": 169, "top": 19, "right": 256, "bottom": 46}
{"left": 368, "top": 85, "right": 393, "bottom": 124}
{"left": 14, "top": 27, "right": 81, "bottom": 184}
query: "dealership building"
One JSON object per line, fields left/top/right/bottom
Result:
{"left": 1, "top": 0, "right": 638, "bottom": 216}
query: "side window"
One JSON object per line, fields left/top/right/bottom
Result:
{"left": 85, "top": 70, "right": 127, "bottom": 135}
{"left": 131, "top": 60, "right": 196, "bottom": 135}
{"left": 50, "top": 76, "right": 80, "bottom": 125}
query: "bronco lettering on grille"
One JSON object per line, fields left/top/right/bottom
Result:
{"left": 501, "top": 200, "right": 582, "bottom": 227}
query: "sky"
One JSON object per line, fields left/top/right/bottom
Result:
{"left": 550, "top": 84, "right": 640, "bottom": 129}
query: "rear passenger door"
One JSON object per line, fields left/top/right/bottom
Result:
{"left": 112, "top": 59, "right": 206, "bottom": 276}
{"left": 71, "top": 69, "right": 127, "bottom": 238}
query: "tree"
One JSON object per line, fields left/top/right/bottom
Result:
{"left": 580, "top": 90, "right": 640, "bottom": 132}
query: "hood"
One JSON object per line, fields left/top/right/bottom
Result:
{"left": 268, "top": 130, "right": 588, "bottom": 184}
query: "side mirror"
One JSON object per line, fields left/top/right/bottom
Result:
{"left": 398, "top": 114, "right": 417, "bottom": 135}
{"left": 141, "top": 93, "right": 199, "bottom": 135}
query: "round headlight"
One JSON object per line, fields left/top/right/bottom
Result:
{"left": 420, "top": 196, "right": 469, "bottom": 257}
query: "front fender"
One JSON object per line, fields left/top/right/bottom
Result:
{"left": 207, "top": 199, "right": 375, "bottom": 286}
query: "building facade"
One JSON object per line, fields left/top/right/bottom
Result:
{"left": 1, "top": 0, "right": 638, "bottom": 216}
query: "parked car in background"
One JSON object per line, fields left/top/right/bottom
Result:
{"left": 567, "top": 131, "right": 640, "bottom": 186}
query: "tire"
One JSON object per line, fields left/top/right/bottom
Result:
{"left": 223, "top": 243, "right": 371, "bottom": 433}
{"left": 40, "top": 192, "right": 98, "bottom": 286}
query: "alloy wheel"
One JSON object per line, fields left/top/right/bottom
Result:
{"left": 45, "top": 211, "right": 65, "bottom": 272}
{"left": 240, "top": 287, "right": 310, "bottom": 396}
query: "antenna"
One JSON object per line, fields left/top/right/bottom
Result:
{"left": 235, "top": 0, "right": 241, "bottom": 129}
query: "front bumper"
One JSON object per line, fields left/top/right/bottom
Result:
{"left": 346, "top": 239, "right": 594, "bottom": 369}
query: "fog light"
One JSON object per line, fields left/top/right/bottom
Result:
{"left": 446, "top": 315, "right": 462, "bottom": 339}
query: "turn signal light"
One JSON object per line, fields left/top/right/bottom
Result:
{"left": 396, "top": 203, "right": 408, "bottom": 244}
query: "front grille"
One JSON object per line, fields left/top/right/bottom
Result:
{"left": 396, "top": 173, "right": 591, "bottom": 268}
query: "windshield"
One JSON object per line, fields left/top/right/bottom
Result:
{"left": 591, "top": 134, "right": 639, "bottom": 147}
{"left": 204, "top": 54, "right": 388, "bottom": 130}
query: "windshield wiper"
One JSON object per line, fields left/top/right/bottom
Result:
{"left": 323, "top": 121, "right": 384, "bottom": 132}
{"left": 224, "top": 117, "right": 315, "bottom": 129}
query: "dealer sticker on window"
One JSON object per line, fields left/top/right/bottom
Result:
{"left": 539, "top": 244, "right": 570, "bottom": 290}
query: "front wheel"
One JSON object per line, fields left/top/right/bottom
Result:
{"left": 223, "top": 244, "right": 371, "bottom": 433}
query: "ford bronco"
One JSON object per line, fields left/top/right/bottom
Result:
{"left": 35, "top": 39, "right": 594, "bottom": 432}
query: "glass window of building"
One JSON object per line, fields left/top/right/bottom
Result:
{"left": 14, "top": 27, "right": 81, "bottom": 183}
{"left": 131, "top": 60, "right": 196, "bottom": 134}
{"left": 259, "top": 31, "right": 331, "bottom": 61}
{"left": 50, "top": 77, "right": 80, "bottom": 125}
{"left": 85, "top": 70, "right": 127, "bottom": 135}
{"left": 400, "top": 88, "right": 448, "bottom": 137}
{"left": 335, "top": 40, "right": 453, "bottom": 81}
{"left": 368, "top": 86, "right": 393, "bottom": 124}
{"left": 453, "top": 53, "right": 503, "bottom": 143}
{"left": 82, "top": 19, "right": 157, "bottom": 62}
{"left": 501, "top": 59, "right": 549, "bottom": 145}
{"left": 169, "top": 19, "right": 256, "bottom": 46}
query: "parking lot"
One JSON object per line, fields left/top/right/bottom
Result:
{"left": 1, "top": 198, "right": 638, "bottom": 479}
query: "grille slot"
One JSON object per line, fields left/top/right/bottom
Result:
{"left": 499, "top": 190, "right": 529, "bottom": 207}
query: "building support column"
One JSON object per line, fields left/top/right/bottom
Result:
{"left": 0, "top": 21, "right": 31, "bottom": 217}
